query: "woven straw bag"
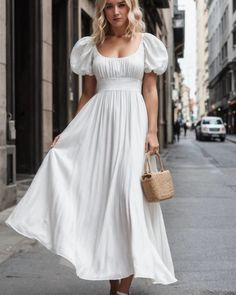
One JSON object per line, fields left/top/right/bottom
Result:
{"left": 140, "top": 150, "right": 174, "bottom": 202}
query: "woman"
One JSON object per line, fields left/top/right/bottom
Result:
{"left": 5, "top": 0, "right": 178, "bottom": 294}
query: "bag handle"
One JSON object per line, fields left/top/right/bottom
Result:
{"left": 144, "top": 150, "right": 165, "bottom": 174}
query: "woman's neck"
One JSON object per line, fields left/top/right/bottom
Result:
{"left": 109, "top": 23, "right": 128, "bottom": 37}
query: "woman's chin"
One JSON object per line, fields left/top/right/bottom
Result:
{"left": 111, "top": 22, "right": 127, "bottom": 29}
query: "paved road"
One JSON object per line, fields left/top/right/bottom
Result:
{"left": 0, "top": 131, "right": 236, "bottom": 295}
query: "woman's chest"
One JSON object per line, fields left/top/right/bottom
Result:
{"left": 92, "top": 45, "right": 145, "bottom": 80}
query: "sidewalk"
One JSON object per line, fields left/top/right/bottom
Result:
{"left": 0, "top": 205, "right": 37, "bottom": 265}
{"left": 226, "top": 134, "right": 236, "bottom": 143}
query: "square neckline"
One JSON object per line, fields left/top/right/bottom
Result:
{"left": 94, "top": 32, "right": 144, "bottom": 60}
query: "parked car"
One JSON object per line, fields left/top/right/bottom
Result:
{"left": 195, "top": 116, "right": 226, "bottom": 142}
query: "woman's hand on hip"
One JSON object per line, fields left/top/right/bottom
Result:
{"left": 145, "top": 131, "right": 159, "bottom": 154}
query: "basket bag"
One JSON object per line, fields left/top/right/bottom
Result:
{"left": 140, "top": 150, "right": 174, "bottom": 202}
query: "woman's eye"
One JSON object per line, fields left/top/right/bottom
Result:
{"left": 105, "top": 3, "right": 126, "bottom": 9}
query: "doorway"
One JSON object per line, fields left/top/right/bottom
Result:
{"left": 7, "top": 0, "right": 42, "bottom": 177}
{"left": 52, "top": 0, "right": 68, "bottom": 138}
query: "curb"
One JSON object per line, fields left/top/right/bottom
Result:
{"left": 226, "top": 137, "right": 236, "bottom": 144}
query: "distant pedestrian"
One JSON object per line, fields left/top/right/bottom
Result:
{"left": 183, "top": 122, "right": 188, "bottom": 137}
{"left": 174, "top": 120, "right": 181, "bottom": 142}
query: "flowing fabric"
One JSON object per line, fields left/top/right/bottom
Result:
{"left": 5, "top": 32, "right": 178, "bottom": 286}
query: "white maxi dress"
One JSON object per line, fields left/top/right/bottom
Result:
{"left": 5, "top": 32, "right": 178, "bottom": 286}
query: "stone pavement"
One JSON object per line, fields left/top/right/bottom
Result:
{"left": 0, "top": 206, "right": 37, "bottom": 265}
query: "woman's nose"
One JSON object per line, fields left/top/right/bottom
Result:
{"left": 114, "top": 5, "right": 119, "bottom": 15}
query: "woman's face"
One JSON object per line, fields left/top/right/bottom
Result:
{"left": 103, "top": 0, "right": 129, "bottom": 30}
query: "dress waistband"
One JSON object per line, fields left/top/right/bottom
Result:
{"left": 96, "top": 78, "right": 142, "bottom": 92}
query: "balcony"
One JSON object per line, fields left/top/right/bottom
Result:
{"left": 173, "top": 9, "right": 185, "bottom": 59}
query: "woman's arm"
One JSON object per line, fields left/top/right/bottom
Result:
{"left": 142, "top": 72, "right": 159, "bottom": 154}
{"left": 75, "top": 75, "right": 97, "bottom": 116}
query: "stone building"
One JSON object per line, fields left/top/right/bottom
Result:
{"left": 207, "top": 0, "right": 236, "bottom": 133}
{"left": 0, "top": 0, "right": 179, "bottom": 211}
{"left": 180, "top": 84, "right": 191, "bottom": 123}
{"left": 172, "top": 71, "right": 184, "bottom": 122}
{"left": 171, "top": 0, "right": 185, "bottom": 135}
{"left": 0, "top": 0, "right": 93, "bottom": 211}
{"left": 195, "top": 0, "right": 209, "bottom": 118}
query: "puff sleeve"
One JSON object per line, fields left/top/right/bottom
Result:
{"left": 70, "top": 36, "right": 94, "bottom": 76}
{"left": 143, "top": 32, "right": 168, "bottom": 75}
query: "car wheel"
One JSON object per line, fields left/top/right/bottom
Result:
{"left": 220, "top": 138, "right": 225, "bottom": 142}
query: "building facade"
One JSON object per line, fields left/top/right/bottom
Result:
{"left": 163, "top": 5, "right": 175, "bottom": 145}
{"left": 172, "top": 71, "right": 184, "bottom": 122}
{"left": 171, "top": 0, "right": 185, "bottom": 132}
{"left": 180, "top": 84, "right": 191, "bottom": 123}
{"left": 208, "top": 0, "right": 236, "bottom": 133}
{"left": 0, "top": 0, "right": 179, "bottom": 211}
{"left": 1, "top": 0, "right": 91, "bottom": 210}
{"left": 140, "top": 0, "right": 178, "bottom": 147}
{"left": 195, "top": 0, "right": 209, "bottom": 118}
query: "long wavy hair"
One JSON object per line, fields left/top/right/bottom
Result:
{"left": 91, "top": 0, "right": 145, "bottom": 45}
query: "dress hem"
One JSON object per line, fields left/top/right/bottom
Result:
{"left": 5, "top": 219, "right": 178, "bottom": 285}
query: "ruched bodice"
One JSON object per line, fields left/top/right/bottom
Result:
{"left": 96, "top": 77, "right": 142, "bottom": 92}
{"left": 92, "top": 39, "right": 145, "bottom": 82}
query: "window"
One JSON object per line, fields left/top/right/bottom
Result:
{"left": 233, "top": 71, "right": 236, "bottom": 90}
{"left": 202, "top": 118, "right": 223, "bottom": 125}
{"left": 233, "top": 28, "right": 236, "bottom": 46}
{"left": 221, "top": 41, "right": 228, "bottom": 61}
{"left": 233, "top": 0, "right": 236, "bottom": 12}
{"left": 224, "top": 42, "right": 228, "bottom": 58}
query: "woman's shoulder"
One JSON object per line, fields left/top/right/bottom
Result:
{"left": 73, "top": 35, "right": 95, "bottom": 48}
{"left": 142, "top": 32, "right": 169, "bottom": 75}
{"left": 70, "top": 36, "right": 95, "bottom": 76}
{"left": 142, "top": 32, "right": 167, "bottom": 50}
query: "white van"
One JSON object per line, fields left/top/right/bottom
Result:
{"left": 195, "top": 116, "right": 226, "bottom": 142}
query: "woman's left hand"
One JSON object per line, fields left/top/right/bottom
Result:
{"left": 145, "top": 131, "right": 159, "bottom": 155}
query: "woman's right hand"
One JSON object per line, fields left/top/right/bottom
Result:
{"left": 50, "top": 134, "right": 60, "bottom": 148}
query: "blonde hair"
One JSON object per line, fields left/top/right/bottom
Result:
{"left": 91, "top": 0, "right": 145, "bottom": 45}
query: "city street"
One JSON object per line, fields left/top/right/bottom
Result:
{"left": 1, "top": 0, "right": 236, "bottom": 294}
{"left": 0, "top": 130, "right": 235, "bottom": 294}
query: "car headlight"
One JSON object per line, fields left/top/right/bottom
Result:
{"left": 202, "top": 127, "right": 208, "bottom": 132}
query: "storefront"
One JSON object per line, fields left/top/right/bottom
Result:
{"left": 228, "top": 98, "right": 236, "bottom": 134}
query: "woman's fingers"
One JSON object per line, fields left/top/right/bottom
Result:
{"left": 145, "top": 141, "right": 148, "bottom": 152}
{"left": 50, "top": 135, "right": 60, "bottom": 148}
{"left": 145, "top": 141, "right": 159, "bottom": 154}
{"left": 145, "top": 133, "right": 160, "bottom": 154}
